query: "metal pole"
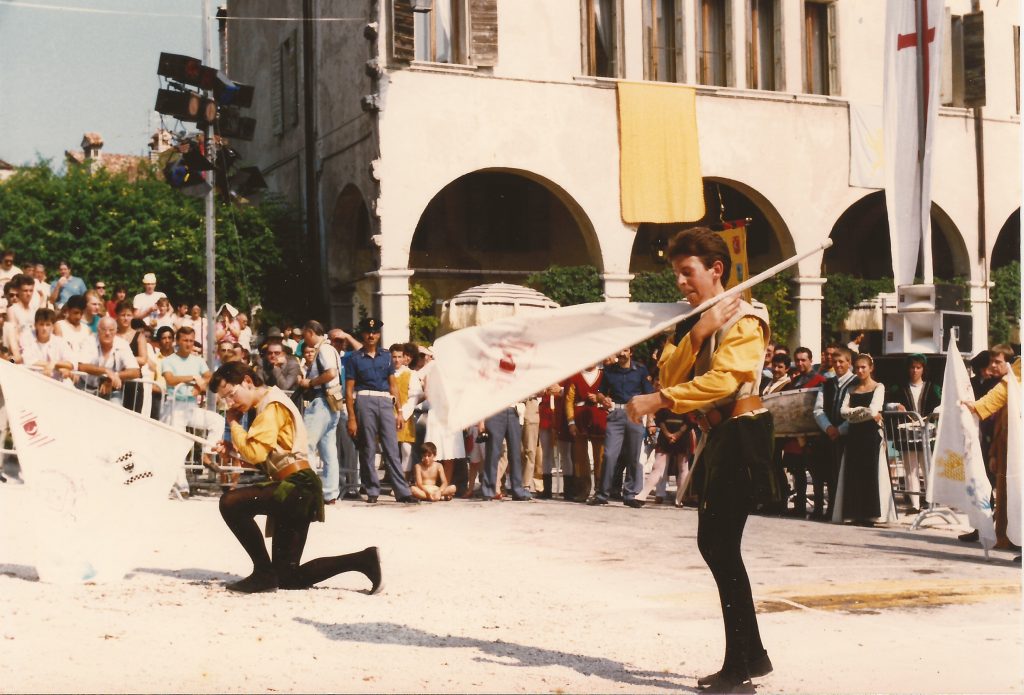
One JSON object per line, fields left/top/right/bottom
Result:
{"left": 971, "top": 0, "right": 988, "bottom": 337}
{"left": 202, "top": 0, "right": 217, "bottom": 404}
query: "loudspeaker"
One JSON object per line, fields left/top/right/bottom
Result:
{"left": 896, "top": 284, "right": 965, "bottom": 312}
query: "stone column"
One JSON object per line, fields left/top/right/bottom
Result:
{"left": 602, "top": 272, "right": 634, "bottom": 304}
{"left": 792, "top": 276, "right": 826, "bottom": 353}
{"left": 370, "top": 268, "right": 414, "bottom": 344}
{"left": 968, "top": 279, "right": 993, "bottom": 352}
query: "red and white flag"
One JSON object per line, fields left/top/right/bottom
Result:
{"left": 883, "top": 0, "right": 944, "bottom": 287}
{"left": 0, "top": 360, "right": 199, "bottom": 583}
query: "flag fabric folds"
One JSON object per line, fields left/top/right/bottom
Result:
{"left": 1004, "top": 367, "right": 1021, "bottom": 546}
{"left": 0, "top": 360, "right": 198, "bottom": 583}
{"left": 617, "top": 81, "right": 705, "bottom": 224}
{"left": 427, "top": 301, "right": 691, "bottom": 432}
{"left": 849, "top": 101, "right": 884, "bottom": 189}
{"left": 928, "top": 338, "right": 995, "bottom": 548}
{"left": 883, "top": 0, "right": 944, "bottom": 286}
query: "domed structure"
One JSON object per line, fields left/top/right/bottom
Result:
{"left": 439, "top": 282, "right": 559, "bottom": 335}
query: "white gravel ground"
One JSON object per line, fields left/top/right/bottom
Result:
{"left": 1, "top": 483, "right": 1021, "bottom": 694}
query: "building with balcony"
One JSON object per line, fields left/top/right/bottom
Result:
{"left": 223, "top": 0, "right": 1020, "bottom": 350}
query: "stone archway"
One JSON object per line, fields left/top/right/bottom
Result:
{"left": 992, "top": 208, "right": 1021, "bottom": 270}
{"left": 823, "top": 192, "right": 969, "bottom": 280}
{"left": 409, "top": 168, "right": 601, "bottom": 306}
{"left": 326, "top": 184, "right": 376, "bottom": 328}
{"left": 629, "top": 177, "right": 796, "bottom": 277}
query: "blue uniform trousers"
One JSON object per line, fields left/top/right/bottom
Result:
{"left": 596, "top": 408, "right": 645, "bottom": 501}
{"left": 355, "top": 395, "right": 412, "bottom": 499}
{"left": 482, "top": 406, "right": 530, "bottom": 499}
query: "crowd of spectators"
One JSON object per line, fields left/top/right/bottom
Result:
{"left": 0, "top": 246, "right": 1018, "bottom": 553}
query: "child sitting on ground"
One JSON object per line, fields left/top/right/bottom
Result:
{"left": 411, "top": 442, "right": 456, "bottom": 502}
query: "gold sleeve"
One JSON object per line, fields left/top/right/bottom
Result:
{"left": 565, "top": 383, "right": 577, "bottom": 422}
{"left": 975, "top": 359, "right": 1021, "bottom": 420}
{"left": 230, "top": 402, "right": 295, "bottom": 464}
{"left": 658, "top": 316, "right": 766, "bottom": 414}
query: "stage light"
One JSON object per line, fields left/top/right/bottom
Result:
{"left": 154, "top": 89, "right": 202, "bottom": 122}
{"left": 218, "top": 107, "right": 256, "bottom": 141}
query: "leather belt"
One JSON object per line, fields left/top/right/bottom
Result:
{"left": 693, "top": 395, "right": 764, "bottom": 434}
{"left": 272, "top": 459, "right": 311, "bottom": 482}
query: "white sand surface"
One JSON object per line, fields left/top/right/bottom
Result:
{"left": 1, "top": 483, "right": 1021, "bottom": 693}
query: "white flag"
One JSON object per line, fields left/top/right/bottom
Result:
{"left": 427, "top": 302, "right": 690, "bottom": 432}
{"left": 1005, "top": 369, "right": 1021, "bottom": 546}
{"left": 0, "top": 360, "right": 198, "bottom": 583}
{"left": 928, "top": 338, "right": 995, "bottom": 548}
{"left": 849, "top": 102, "right": 884, "bottom": 189}
{"left": 883, "top": 0, "right": 944, "bottom": 286}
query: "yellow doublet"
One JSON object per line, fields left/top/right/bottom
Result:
{"left": 230, "top": 402, "right": 296, "bottom": 465}
{"left": 657, "top": 316, "right": 767, "bottom": 414}
{"left": 975, "top": 358, "right": 1022, "bottom": 420}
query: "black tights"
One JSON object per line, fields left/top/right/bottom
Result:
{"left": 697, "top": 503, "right": 765, "bottom": 678}
{"left": 219, "top": 484, "right": 369, "bottom": 589}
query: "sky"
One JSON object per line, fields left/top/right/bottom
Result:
{"left": 0, "top": 0, "right": 216, "bottom": 167}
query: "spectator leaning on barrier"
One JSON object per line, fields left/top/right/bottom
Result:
{"left": 48, "top": 260, "right": 87, "bottom": 309}
{"left": 20, "top": 308, "right": 76, "bottom": 382}
{"left": 77, "top": 316, "right": 141, "bottom": 404}
{"left": 54, "top": 294, "right": 93, "bottom": 365}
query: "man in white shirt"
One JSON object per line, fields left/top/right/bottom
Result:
{"left": 77, "top": 316, "right": 142, "bottom": 403}
{"left": 132, "top": 272, "right": 166, "bottom": 322}
{"left": 54, "top": 294, "right": 93, "bottom": 364}
{"left": 812, "top": 346, "right": 856, "bottom": 519}
{"left": 20, "top": 308, "right": 76, "bottom": 382}
{"left": 0, "top": 250, "right": 22, "bottom": 287}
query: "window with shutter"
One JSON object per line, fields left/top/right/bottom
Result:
{"left": 803, "top": 0, "right": 834, "bottom": 95}
{"left": 583, "top": 0, "right": 622, "bottom": 77}
{"left": 748, "top": 0, "right": 778, "bottom": 91}
{"left": 642, "top": 0, "right": 680, "bottom": 82}
{"left": 697, "top": 0, "right": 728, "bottom": 87}
{"left": 281, "top": 31, "right": 299, "bottom": 130}
{"left": 410, "top": 0, "right": 469, "bottom": 64}
{"left": 271, "top": 46, "right": 283, "bottom": 135}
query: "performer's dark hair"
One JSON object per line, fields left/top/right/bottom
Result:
{"left": 794, "top": 346, "right": 813, "bottom": 360}
{"left": 422, "top": 441, "right": 437, "bottom": 456}
{"left": 665, "top": 227, "right": 731, "bottom": 282}
{"left": 210, "top": 361, "right": 264, "bottom": 392}
{"left": 389, "top": 343, "right": 405, "bottom": 354}
{"left": 770, "top": 353, "right": 791, "bottom": 368}
{"left": 64, "top": 294, "right": 86, "bottom": 311}
{"left": 34, "top": 307, "right": 57, "bottom": 324}
{"left": 990, "top": 343, "right": 1016, "bottom": 361}
{"left": 403, "top": 342, "right": 420, "bottom": 362}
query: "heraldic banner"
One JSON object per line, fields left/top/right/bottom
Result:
{"left": 928, "top": 337, "right": 995, "bottom": 548}
{"left": 0, "top": 360, "right": 198, "bottom": 583}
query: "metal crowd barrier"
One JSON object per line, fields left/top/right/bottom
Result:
{"left": 881, "top": 410, "right": 959, "bottom": 529}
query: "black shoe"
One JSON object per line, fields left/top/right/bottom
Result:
{"left": 958, "top": 529, "right": 980, "bottom": 542}
{"left": 623, "top": 498, "right": 644, "bottom": 508}
{"left": 363, "top": 546, "right": 383, "bottom": 595}
{"left": 510, "top": 493, "right": 532, "bottom": 501}
{"left": 587, "top": 497, "right": 608, "bottom": 506}
{"left": 396, "top": 495, "right": 420, "bottom": 504}
{"left": 698, "top": 652, "right": 772, "bottom": 688}
{"left": 365, "top": 495, "right": 378, "bottom": 504}
{"left": 226, "top": 569, "right": 278, "bottom": 593}
{"left": 697, "top": 672, "right": 755, "bottom": 693}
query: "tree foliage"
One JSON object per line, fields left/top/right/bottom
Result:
{"left": 821, "top": 273, "right": 896, "bottom": 332}
{"left": 0, "top": 162, "right": 306, "bottom": 322}
{"left": 753, "top": 272, "right": 797, "bottom": 346}
{"left": 630, "top": 268, "right": 678, "bottom": 303}
{"left": 409, "top": 282, "right": 439, "bottom": 345}
{"left": 989, "top": 261, "right": 1021, "bottom": 345}
{"left": 525, "top": 265, "right": 602, "bottom": 306}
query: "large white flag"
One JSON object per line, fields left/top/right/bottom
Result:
{"left": 0, "top": 360, "right": 198, "bottom": 583}
{"left": 1004, "top": 369, "right": 1021, "bottom": 546}
{"left": 883, "top": 0, "right": 944, "bottom": 286}
{"left": 428, "top": 301, "right": 689, "bottom": 432}
{"left": 928, "top": 338, "right": 994, "bottom": 548}
{"left": 849, "top": 102, "right": 884, "bottom": 189}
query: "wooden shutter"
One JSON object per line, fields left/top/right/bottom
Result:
{"left": 392, "top": 0, "right": 415, "bottom": 62}
{"left": 826, "top": 1, "right": 839, "bottom": 95}
{"left": 962, "top": 11, "right": 986, "bottom": 107}
{"left": 772, "top": 0, "right": 783, "bottom": 90}
{"left": 282, "top": 31, "right": 299, "bottom": 129}
{"left": 747, "top": 0, "right": 757, "bottom": 88}
{"left": 724, "top": 0, "right": 733, "bottom": 86}
{"left": 1014, "top": 25, "right": 1020, "bottom": 114}
{"left": 940, "top": 8, "right": 954, "bottom": 105}
{"left": 674, "top": 0, "right": 685, "bottom": 82}
{"left": 469, "top": 0, "right": 498, "bottom": 67}
{"left": 271, "top": 45, "right": 283, "bottom": 135}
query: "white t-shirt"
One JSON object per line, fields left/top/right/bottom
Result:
{"left": 0, "top": 265, "right": 23, "bottom": 286}
{"left": 908, "top": 382, "right": 924, "bottom": 412}
{"left": 55, "top": 319, "right": 94, "bottom": 363}
{"left": 21, "top": 336, "right": 77, "bottom": 377}
{"left": 132, "top": 291, "right": 166, "bottom": 319}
